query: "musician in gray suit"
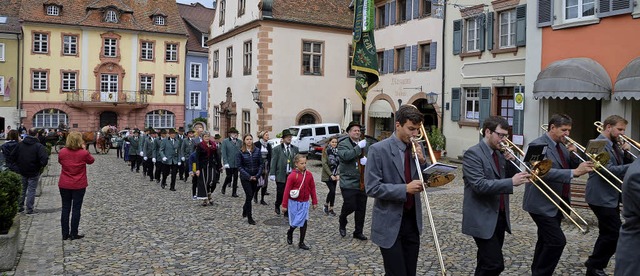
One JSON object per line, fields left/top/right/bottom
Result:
{"left": 584, "top": 115, "right": 633, "bottom": 276}
{"left": 365, "top": 105, "right": 429, "bottom": 275}
{"left": 462, "top": 115, "right": 529, "bottom": 275}
{"left": 615, "top": 157, "right": 640, "bottom": 276}
{"left": 160, "top": 129, "right": 181, "bottom": 191}
{"left": 523, "top": 114, "right": 593, "bottom": 276}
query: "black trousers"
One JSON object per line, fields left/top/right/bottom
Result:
{"left": 473, "top": 211, "right": 507, "bottom": 276}
{"left": 59, "top": 188, "right": 86, "bottom": 237}
{"left": 325, "top": 180, "right": 337, "bottom": 206}
{"left": 241, "top": 179, "right": 258, "bottom": 218}
{"left": 339, "top": 187, "right": 368, "bottom": 235}
{"left": 275, "top": 181, "right": 286, "bottom": 209}
{"left": 191, "top": 175, "right": 198, "bottom": 197}
{"left": 178, "top": 160, "right": 186, "bottom": 179}
{"left": 129, "top": 155, "right": 140, "bottom": 172}
{"left": 116, "top": 147, "right": 123, "bottom": 158}
{"left": 181, "top": 161, "right": 191, "bottom": 180}
{"left": 530, "top": 212, "right": 566, "bottom": 276}
{"left": 380, "top": 208, "right": 420, "bottom": 276}
{"left": 222, "top": 168, "right": 239, "bottom": 194}
{"left": 154, "top": 162, "right": 163, "bottom": 181}
{"left": 586, "top": 204, "right": 621, "bottom": 269}
{"left": 145, "top": 159, "right": 154, "bottom": 180}
{"left": 162, "top": 164, "right": 178, "bottom": 189}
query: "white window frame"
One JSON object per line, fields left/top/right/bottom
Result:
{"left": 165, "top": 77, "right": 177, "bottom": 94}
{"left": 141, "top": 42, "right": 153, "bottom": 60}
{"left": 219, "top": 0, "right": 226, "bottom": 25}
{"left": 213, "top": 50, "right": 219, "bottom": 77}
{"left": 100, "top": 74, "right": 118, "bottom": 93}
{"left": 146, "top": 110, "right": 175, "bottom": 129}
{"left": 564, "top": 0, "right": 596, "bottom": 21}
{"left": 33, "top": 33, "right": 48, "bottom": 53}
{"left": 154, "top": 15, "right": 165, "bottom": 26}
{"left": 0, "top": 43, "right": 4, "bottom": 61}
{"left": 464, "top": 87, "right": 480, "bottom": 121}
{"left": 33, "top": 109, "right": 67, "bottom": 128}
{"left": 348, "top": 44, "right": 356, "bottom": 77}
{"left": 302, "top": 41, "right": 323, "bottom": 75}
{"left": 63, "top": 35, "right": 77, "bottom": 55}
{"left": 0, "top": 76, "right": 4, "bottom": 96}
{"left": 201, "top": 35, "right": 209, "bottom": 48}
{"left": 420, "top": 43, "right": 431, "bottom": 69}
{"left": 189, "top": 91, "right": 201, "bottom": 110}
{"left": 104, "top": 38, "right": 117, "bottom": 57}
{"left": 226, "top": 46, "right": 233, "bottom": 77}
{"left": 62, "top": 72, "right": 77, "bottom": 92}
{"left": 140, "top": 75, "right": 153, "bottom": 91}
{"left": 32, "top": 71, "right": 47, "bottom": 91}
{"left": 242, "top": 110, "right": 251, "bottom": 135}
{"left": 214, "top": 106, "right": 220, "bottom": 130}
{"left": 165, "top": 43, "right": 178, "bottom": 62}
{"left": 105, "top": 10, "right": 118, "bottom": 23}
{"left": 465, "top": 17, "right": 480, "bottom": 52}
{"left": 190, "top": 63, "right": 202, "bottom": 80}
{"left": 499, "top": 9, "right": 516, "bottom": 48}
{"left": 46, "top": 5, "right": 60, "bottom": 16}
{"left": 243, "top": 41, "right": 252, "bottom": 75}
{"left": 395, "top": 47, "right": 406, "bottom": 72}
{"left": 238, "top": 0, "right": 246, "bottom": 16}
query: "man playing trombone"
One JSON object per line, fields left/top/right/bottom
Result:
{"left": 462, "top": 115, "right": 530, "bottom": 275}
{"left": 584, "top": 115, "right": 633, "bottom": 276}
{"left": 523, "top": 114, "right": 594, "bottom": 276}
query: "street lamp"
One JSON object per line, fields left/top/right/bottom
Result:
{"left": 426, "top": 92, "right": 439, "bottom": 105}
{"left": 251, "top": 87, "right": 264, "bottom": 131}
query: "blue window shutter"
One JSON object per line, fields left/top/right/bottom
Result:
{"left": 429, "top": 41, "right": 437, "bottom": 70}
{"left": 404, "top": 48, "right": 411, "bottom": 72}
{"left": 386, "top": 49, "right": 394, "bottom": 73}
{"left": 413, "top": 0, "right": 420, "bottom": 19}
{"left": 516, "top": 5, "right": 527, "bottom": 47}
{"left": 411, "top": 45, "right": 418, "bottom": 71}
{"left": 453, "top": 20, "right": 462, "bottom": 55}
{"left": 478, "top": 87, "right": 492, "bottom": 128}
{"left": 389, "top": 49, "right": 395, "bottom": 73}
{"left": 385, "top": 4, "right": 390, "bottom": 26}
{"left": 406, "top": 0, "right": 413, "bottom": 20}
{"left": 451, "top": 88, "right": 461, "bottom": 122}
{"left": 512, "top": 86, "right": 525, "bottom": 135}
{"left": 382, "top": 50, "right": 388, "bottom": 74}
{"left": 537, "top": 0, "right": 553, "bottom": 27}
{"left": 598, "top": 0, "right": 633, "bottom": 18}
{"left": 478, "top": 14, "right": 486, "bottom": 52}
{"left": 487, "top": 12, "right": 494, "bottom": 50}
{"left": 390, "top": 1, "right": 397, "bottom": 25}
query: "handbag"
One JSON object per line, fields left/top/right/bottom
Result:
{"left": 289, "top": 171, "right": 306, "bottom": 199}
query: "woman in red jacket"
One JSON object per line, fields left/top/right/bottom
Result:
{"left": 58, "top": 131, "right": 95, "bottom": 240}
{"left": 282, "top": 154, "right": 317, "bottom": 250}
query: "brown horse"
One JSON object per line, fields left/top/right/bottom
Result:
{"left": 81, "top": 131, "right": 106, "bottom": 154}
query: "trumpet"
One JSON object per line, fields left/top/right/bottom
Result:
{"left": 542, "top": 124, "right": 622, "bottom": 193}
{"left": 594, "top": 121, "right": 639, "bottom": 159}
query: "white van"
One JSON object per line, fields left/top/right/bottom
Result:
{"left": 269, "top": 123, "right": 341, "bottom": 153}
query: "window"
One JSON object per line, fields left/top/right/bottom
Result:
{"left": 243, "top": 41, "right": 252, "bottom": 75}
{"left": 377, "top": 51, "right": 384, "bottom": 73}
{"left": 465, "top": 17, "right": 480, "bottom": 52}
{"left": 0, "top": 76, "right": 4, "bottom": 96}
{"left": 61, "top": 72, "right": 77, "bottom": 92}
{"left": 348, "top": 45, "right": 356, "bottom": 77}
{"left": 464, "top": 88, "right": 480, "bottom": 120}
{"left": 214, "top": 106, "right": 220, "bottom": 130}
{"left": 105, "top": 10, "right": 118, "bottom": 23}
{"left": 302, "top": 41, "right": 323, "bottom": 75}
{"left": 238, "top": 0, "right": 246, "bottom": 16}
{"left": 242, "top": 110, "right": 250, "bottom": 135}
{"left": 213, "top": 50, "right": 219, "bottom": 78}
{"left": 226, "top": 46, "right": 233, "bottom": 77}
{"left": 422, "top": 0, "right": 432, "bottom": 17}
{"left": 189, "top": 91, "right": 201, "bottom": 109}
{"left": 165, "top": 43, "right": 178, "bottom": 62}
{"left": 154, "top": 15, "right": 165, "bottom": 26}
{"left": 190, "top": 63, "right": 202, "bottom": 80}
{"left": 219, "top": 0, "right": 225, "bottom": 25}
{"left": 376, "top": 5, "right": 386, "bottom": 28}
{"left": 140, "top": 75, "right": 153, "bottom": 92}
{"left": 315, "top": 127, "right": 326, "bottom": 135}
{"left": 32, "top": 71, "right": 48, "bottom": 91}
{"left": 420, "top": 43, "right": 431, "bottom": 69}
{"left": 146, "top": 110, "right": 175, "bottom": 129}
{"left": 565, "top": 0, "right": 595, "bottom": 20}
{"left": 395, "top": 47, "right": 405, "bottom": 72}
{"left": 499, "top": 9, "right": 516, "bottom": 48}
{"left": 299, "top": 115, "right": 316, "bottom": 125}
{"left": 62, "top": 35, "right": 77, "bottom": 55}
{"left": 33, "top": 109, "right": 67, "bottom": 128}
{"left": 202, "top": 35, "right": 209, "bottom": 48}
{"left": 328, "top": 125, "right": 340, "bottom": 134}
{"left": 397, "top": 0, "right": 407, "bottom": 22}
{"left": 33, "top": 33, "right": 48, "bottom": 53}
{"left": 165, "top": 77, "right": 177, "bottom": 94}
{"left": 0, "top": 43, "right": 4, "bottom": 61}
{"left": 103, "top": 38, "right": 117, "bottom": 57}
{"left": 46, "top": 5, "right": 60, "bottom": 16}
{"left": 100, "top": 74, "right": 118, "bottom": 92}
{"left": 141, "top": 41, "right": 154, "bottom": 60}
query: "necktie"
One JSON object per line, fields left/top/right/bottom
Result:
{"left": 613, "top": 143, "right": 623, "bottom": 164}
{"left": 404, "top": 144, "right": 414, "bottom": 210}
{"left": 556, "top": 143, "right": 571, "bottom": 200}
{"left": 493, "top": 151, "right": 505, "bottom": 212}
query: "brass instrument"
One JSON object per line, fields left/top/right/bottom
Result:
{"left": 542, "top": 124, "right": 622, "bottom": 193}
{"left": 594, "top": 121, "right": 639, "bottom": 159}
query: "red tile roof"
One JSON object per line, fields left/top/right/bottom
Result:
{"left": 0, "top": 0, "right": 23, "bottom": 34}
{"left": 177, "top": 3, "right": 214, "bottom": 52}
{"left": 271, "top": 0, "right": 353, "bottom": 30}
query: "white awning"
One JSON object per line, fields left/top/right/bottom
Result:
{"left": 614, "top": 57, "right": 640, "bottom": 100}
{"left": 533, "top": 58, "right": 612, "bottom": 100}
{"left": 368, "top": 100, "right": 393, "bottom": 118}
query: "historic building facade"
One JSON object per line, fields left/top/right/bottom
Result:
{"left": 0, "top": 0, "right": 22, "bottom": 131}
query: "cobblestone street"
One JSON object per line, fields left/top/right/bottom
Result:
{"left": 7, "top": 153, "right": 613, "bottom": 275}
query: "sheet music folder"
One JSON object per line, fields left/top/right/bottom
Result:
{"left": 422, "top": 162, "right": 458, "bottom": 175}
{"left": 524, "top": 144, "right": 547, "bottom": 163}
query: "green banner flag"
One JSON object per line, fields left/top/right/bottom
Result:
{"left": 351, "top": 0, "right": 379, "bottom": 104}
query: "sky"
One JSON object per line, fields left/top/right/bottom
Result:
{"left": 175, "top": 0, "right": 214, "bottom": 8}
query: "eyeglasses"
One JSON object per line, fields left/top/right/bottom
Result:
{"left": 491, "top": 131, "right": 508, "bottom": 139}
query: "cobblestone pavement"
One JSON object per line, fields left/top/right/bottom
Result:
{"left": 6, "top": 153, "right": 614, "bottom": 275}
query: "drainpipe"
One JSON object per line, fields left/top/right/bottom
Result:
{"left": 18, "top": 32, "right": 23, "bottom": 128}
{"left": 440, "top": 2, "right": 446, "bottom": 133}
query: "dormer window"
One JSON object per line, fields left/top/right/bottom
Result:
{"left": 201, "top": 35, "right": 209, "bottom": 48}
{"left": 105, "top": 10, "right": 118, "bottom": 23}
{"left": 46, "top": 5, "right": 60, "bottom": 16}
{"left": 154, "top": 15, "right": 165, "bottom": 26}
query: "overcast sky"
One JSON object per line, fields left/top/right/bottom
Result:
{"left": 176, "top": 0, "right": 214, "bottom": 8}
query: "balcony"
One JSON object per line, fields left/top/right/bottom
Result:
{"left": 65, "top": 89, "right": 149, "bottom": 110}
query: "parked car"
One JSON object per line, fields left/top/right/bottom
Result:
{"left": 307, "top": 134, "right": 378, "bottom": 160}
{"left": 269, "top": 123, "right": 341, "bottom": 154}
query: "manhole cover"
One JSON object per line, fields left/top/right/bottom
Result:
{"left": 36, "top": 208, "right": 62, "bottom": 214}
{"left": 263, "top": 218, "right": 290, "bottom": 226}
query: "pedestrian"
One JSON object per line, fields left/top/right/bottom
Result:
{"left": 115, "top": 132, "right": 124, "bottom": 159}
{"left": 337, "top": 121, "right": 368, "bottom": 241}
{"left": 188, "top": 151, "right": 198, "bottom": 200}
{"left": 181, "top": 130, "right": 196, "bottom": 183}
{"left": 58, "top": 131, "right": 95, "bottom": 240}
{"left": 321, "top": 136, "right": 340, "bottom": 216}
{"left": 123, "top": 129, "right": 131, "bottom": 164}
{"left": 139, "top": 128, "right": 149, "bottom": 176}
{"left": 17, "top": 123, "right": 26, "bottom": 134}
{"left": 237, "top": 134, "right": 263, "bottom": 225}
{"left": 614, "top": 157, "right": 640, "bottom": 276}
{"left": 282, "top": 154, "right": 317, "bottom": 250}
{"left": 154, "top": 130, "right": 167, "bottom": 184}
{"left": 126, "top": 129, "right": 141, "bottom": 173}
{"left": 221, "top": 127, "right": 241, "bottom": 197}
{"left": 253, "top": 131, "right": 272, "bottom": 205}
{"left": 195, "top": 132, "right": 222, "bottom": 205}
{"left": 270, "top": 129, "right": 298, "bottom": 216}
{"left": 142, "top": 129, "right": 157, "bottom": 182}
{"left": 7, "top": 128, "right": 49, "bottom": 214}
{"left": 177, "top": 127, "right": 186, "bottom": 181}
{"left": 160, "top": 129, "right": 181, "bottom": 191}
{"left": 212, "top": 134, "right": 223, "bottom": 186}
{"left": 1, "top": 130, "right": 20, "bottom": 172}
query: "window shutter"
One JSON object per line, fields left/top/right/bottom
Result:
{"left": 478, "top": 13, "right": 486, "bottom": 52}
{"left": 390, "top": 1, "right": 397, "bottom": 25}
{"left": 413, "top": 0, "right": 420, "bottom": 19}
{"left": 453, "top": 19, "right": 462, "bottom": 55}
{"left": 406, "top": 0, "right": 413, "bottom": 20}
{"left": 512, "top": 86, "right": 525, "bottom": 135}
{"left": 385, "top": 3, "right": 390, "bottom": 26}
{"left": 411, "top": 45, "right": 418, "bottom": 71}
{"left": 429, "top": 42, "right": 437, "bottom": 70}
{"left": 404, "top": 48, "right": 411, "bottom": 72}
{"left": 516, "top": 5, "right": 527, "bottom": 47}
{"left": 487, "top": 12, "right": 494, "bottom": 50}
{"left": 387, "top": 49, "right": 394, "bottom": 73}
{"left": 478, "top": 87, "right": 491, "bottom": 128}
{"left": 537, "top": 0, "right": 553, "bottom": 27}
{"left": 598, "top": 0, "right": 633, "bottom": 18}
{"left": 451, "top": 88, "right": 461, "bottom": 122}
{"left": 382, "top": 50, "right": 388, "bottom": 74}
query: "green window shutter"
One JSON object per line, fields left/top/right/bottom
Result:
{"left": 537, "top": 0, "right": 553, "bottom": 27}
{"left": 515, "top": 5, "right": 527, "bottom": 47}
{"left": 478, "top": 87, "right": 491, "bottom": 128}
{"left": 453, "top": 20, "right": 462, "bottom": 55}
{"left": 451, "top": 88, "right": 461, "bottom": 121}
{"left": 478, "top": 14, "right": 486, "bottom": 52}
{"left": 512, "top": 86, "right": 525, "bottom": 135}
{"left": 487, "top": 12, "right": 494, "bottom": 51}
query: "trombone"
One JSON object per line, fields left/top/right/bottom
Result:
{"left": 480, "top": 130, "right": 590, "bottom": 233}
{"left": 594, "top": 121, "right": 639, "bottom": 159}
{"left": 410, "top": 123, "right": 455, "bottom": 276}
{"left": 541, "top": 124, "right": 622, "bottom": 193}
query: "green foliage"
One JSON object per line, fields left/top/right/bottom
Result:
{"left": 0, "top": 171, "right": 22, "bottom": 234}
{"left": 428, "top": 126, "right": 445, "bottom": 151}
{"left": 275, "top": 132, "right": 282, "bottom": 138}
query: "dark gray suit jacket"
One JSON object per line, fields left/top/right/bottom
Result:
{"left": 462, "top": 140, "right": 515, "bottom": 239}
{"left": 365, "top": 134, "right": 424, "bottom": 249}
{"left": 615, "top": 157, "right": 640, "bottom": 275}
{"left": 522, "top": 134, "right": 576, "bottom": 217}
{"left": 585, "top": 134, "right": 631, "bottom": 208}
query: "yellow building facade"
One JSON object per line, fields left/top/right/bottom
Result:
{"left": 0, "top": 0, "right": 22, "bottom": 132}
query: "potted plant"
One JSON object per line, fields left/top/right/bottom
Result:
{"left": 0, "top": 170, "right": 23, "bottom": 270}
{"left": 427, "top": 126, "right": 445, "bottom": 160}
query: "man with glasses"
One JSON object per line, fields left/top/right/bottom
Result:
{"left": 523, "top": 114, "right": 594, "bottom": 276}
{"left": 462, "top": 115, "right": 530, "bottom": 275}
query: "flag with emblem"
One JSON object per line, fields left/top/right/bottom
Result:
{"left": 351, "top": 0, "right": 379, "bottom": 104}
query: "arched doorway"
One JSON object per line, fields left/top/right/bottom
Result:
{"left": 298, "top": 114, "right": 316, "bottom": 125}
{"left": 412, "top": 99, "right": 438, "bottom": 131}
{"left": 100, "top": 111, "right": 118, "bottom": 127}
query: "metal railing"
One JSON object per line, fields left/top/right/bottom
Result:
{"left": 66, "top": 89, "right": 148, "bottom": 104}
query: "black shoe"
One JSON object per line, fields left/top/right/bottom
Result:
{"left": 62, "top": 234, "right": 69, "bottom": 240}
{"left": 298, "top": 243, "right": 310, "bottom": 250}
{"left": 221, "top": 189, "right": 226, "bottom": 195}
{"left": 260, "top": 200, "right": 268, "bottom": 205}
{"left": 179, "top": 177, "right": 184, "bottom": 180}
{"left": 283, "top": 211, "right": 288, "bottom": 217}
{"left": 353, "top": 233, "right": 368, "bottom": 241}
{"left": 149, "top": 179, "right": 155, "bottom": 182}
{"left": 287, "top": 230, "right": 293, "bottom": 245}
{"left": 329, "top": 210, "right": 336, "bottom": 216}
{"left": 323, "top": 204, "right": 329, "bottom": 215}
{"left": 586, "top": 267, "right": 608, "bottom": 276}
{"left": 232, "top": 194, "right": 239, "bottom": 198}
{"left": 184, "top": 178, "right": 188, "bottom": 182}
{"left": 254, "top": 198, "right": 258, "bottom": 203}
{"left": 275, "top": 207, "right": 281, "bottom": 215}
{"left": 248, "top": 217, "right": 256, "bottom": 225}
{"left": 161, "top": 184, "right": 166, "bottom": 189}
{"left": 70, "top": 234, "right": 85, "bottom": 240}
{"left": 264, "top": 192, "right": 270, "bottom": 195}
{"left": 339, "top": 228, "right": 346, "bottom": 237}
{"left": 170, "top": 188, "right": 176, "bottom": 191}
{"left": 242, "top": 211, "right": 247, "bottom": 218}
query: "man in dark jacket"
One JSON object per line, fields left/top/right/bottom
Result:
{"left": 8, "top": 128, "right": 49, "bottom": 214}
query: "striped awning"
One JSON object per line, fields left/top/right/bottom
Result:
{"left": 368, "top": 100, "right": 393, "bottom": 118}
{"left": 533, "top": 58, "right": 611, "bottom": 100}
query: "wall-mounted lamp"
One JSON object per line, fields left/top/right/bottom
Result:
{"left": 251, "top": 86, "right": 263, "bottom": 109}
{"left": 426, "top": 92, "right": 438, "bottom": 105}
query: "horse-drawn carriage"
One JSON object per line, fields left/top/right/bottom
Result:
{"left": 46, "top": 129, "right": 112, "bottom": 154}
